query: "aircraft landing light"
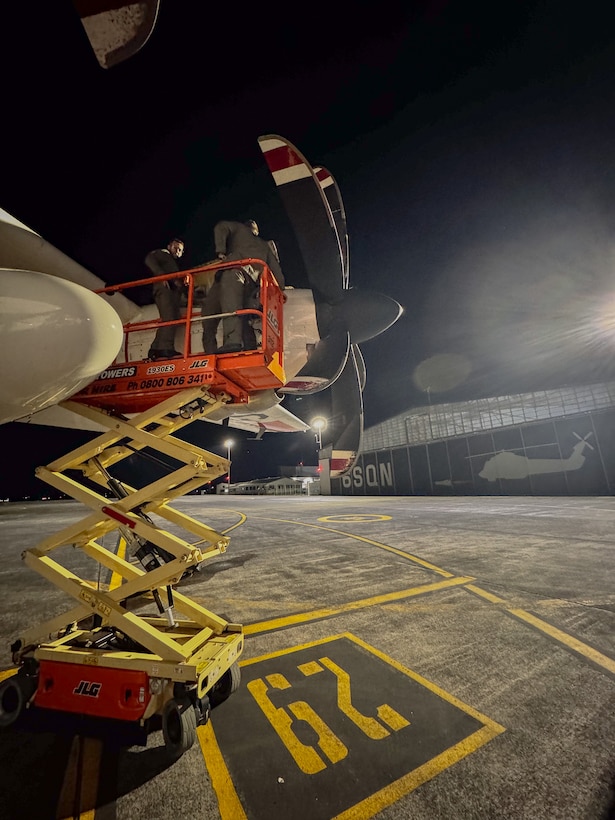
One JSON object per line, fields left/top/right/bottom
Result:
{"left": 202, "top": 633, "right": 504, "bottom": 820}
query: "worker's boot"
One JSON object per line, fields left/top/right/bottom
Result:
{"left": 219, "top": 315, "right": 244, "bottom": 353}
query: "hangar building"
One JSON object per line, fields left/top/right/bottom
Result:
{"left": 325, "top": 381, "right": 615, "bottom": 497}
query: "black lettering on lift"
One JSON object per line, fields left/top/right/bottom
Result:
{"left": 73, "top": 680, "right": 102, "bottom": 697}
{"left": 189, "top": 359, "right": 209, "bottom": 368}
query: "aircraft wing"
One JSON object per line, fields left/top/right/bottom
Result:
{"left": 16, "top": 396, "right": 312, "bottom": 438}
{"left": 204, "top": 404, "right": 312, "bottom": 436}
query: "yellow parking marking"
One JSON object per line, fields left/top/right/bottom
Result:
{"left": 332, "top": 633, "right": 505, "bottom": 820}
{"left": 220, "top": 510, "right": 248, "bottom": 534}
{"left": 298, "top": 660, "right": 323, "bottom": 676}
{"left": 318, "top": 514, "right": 392, "bottom": 523}
{"left": 266, "top": 673, "right": 291, "bottom": 689}
{"left": 247, "top": 676, "right": 348, "bottom": 772}
{"left": 197, "top": 722, "right": 247, "bottom": 820}
{"left": 56, "top": 737, "right": 102, "bottom": 820}
{"left": 258, "top": 517, "right": 454, "bottom": 577}
{"left": 333, "top": 723, "right": 502, "bottom": 820}
{"left": 0, "top": 668, "right": 16, "bottom": 682}
{"left": 319, "top": 656, "right": 404, "bottom": 738}
{"left": 378, "top": 703, "right": 411, "bottom": 731}
{"left": 245, "top": 576, "right": 474, "bottom": 635}
{"left": 254, "top": 515, "right": 613, "bottom": 679}
{"left": 465, "top": 585, "right": 503, "bottom": 605}
{"left": 209, "top": 633, "right": 504, "bottom": 820}
{"left": 467, "top": 585, "right": 615, "bottom": 676}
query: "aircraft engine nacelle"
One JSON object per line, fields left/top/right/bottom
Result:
{"left": 0, "top": 269, "right": 124, "bottom": 424}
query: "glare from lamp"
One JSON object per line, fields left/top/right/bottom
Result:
{"left": 311, "top": 417, "right": 327, "bottom": 449}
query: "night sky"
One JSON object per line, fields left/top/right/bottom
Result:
{"left": 3, "top": 1, "right": 615, "bottom": 497}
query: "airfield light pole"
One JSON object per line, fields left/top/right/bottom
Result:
{"left": 311, "top": 417, "right": 327, "bottom": 450}
{"left": 224, "top": 439, "right": 234, "bottom": 484}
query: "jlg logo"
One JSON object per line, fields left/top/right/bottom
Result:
{"left": 73, "top": 680, "right": 102, "bottom": 697}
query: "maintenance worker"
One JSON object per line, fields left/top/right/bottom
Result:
{"left": 144, "top": 237, "right": 185, "bottom": 360}
{"left": 201, "top": 220, "right": 285, "bottom": 354}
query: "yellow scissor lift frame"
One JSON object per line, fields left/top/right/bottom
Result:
{"left": 5, "top": 386, "right": 244, "bottom": 757}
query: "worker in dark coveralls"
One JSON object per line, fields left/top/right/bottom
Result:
{"left": 144, "top": 238, "right": 185, "bottom": 360}
{"left": 201, "top": 220, "right": 285, "bottom": 354}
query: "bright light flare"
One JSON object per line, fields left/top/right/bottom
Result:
{"left": 311, "top": 417, "right": 327, "bottom": 449}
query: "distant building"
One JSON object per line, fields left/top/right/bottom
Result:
{"left": 328, "top": 381, "right": 615, "bottom": 497}
{"left": 217, "top": 467, "right": 320, "bottom": 496}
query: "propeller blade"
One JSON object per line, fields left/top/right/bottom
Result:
{"left": 290, "top": 345, "right": 364, "bottom": 476}
{"left": 327, "top": 344, "right": 364, "bottom": 457}
{"left": 314, "top": 166, "right": 350, "bottom": 288}
{"left": 258, "top": 135, "right": 344, "bottom": 317}
{"left": 353, "top": 344, "right": 366, "bottom": 393}
{"left": 258, "top": 135, "right": 402, "bottom": 411}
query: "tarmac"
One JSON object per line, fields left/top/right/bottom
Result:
{"left": 0, "top": 495, "right": 613, "bottom": 820}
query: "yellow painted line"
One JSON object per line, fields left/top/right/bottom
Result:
{"left": 0, "top": 668, "right": 16, "bottom": 682}
{"left": 318, "top": 514, "right": 392, "bottom": 523}
{"left": 197, "top": 722, "right": 247, "bottom": 820}
{"left": 251, "top": 517, "right": 615, "bottom": 678}
{"left": 220, "top": 510, "right": 247, "bottom": 534}
{"left": 56, "top": 737, "right": 102, "bottom": 820}
{"left": 109, "top": 536, "right": 127, "bottom": 590}
{"left": 257, "top": 517, "right": 454, "bottom": 577}
{"left": 333, "top": 724, "right": 503, "bottom": 820}
{"left": 465, "top": 584, "right": 505, "bottom": 605}
{"left": 507, "top": 608, "right": 615, "bottom": 674}
{"left": 244, "top": 576, "right": 474, "bottom": 635}
{"left": 235, "top": 632, "right": 504, "bottom": 820}
{"left": 106, "top": 511, "right": 244, "bottom": 591}
{"left": 467, "top": 584, "right": 615, "bottom": 676}
{"left": 346, "top": 631, "right": 503, "bottom": 728}
{"left": 240, "top": 631, "right": 504, "bottom": 733}
{"left": 240, "top": 633, "right": 353, "bottom": 666}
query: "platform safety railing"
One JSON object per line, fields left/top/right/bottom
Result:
{"left": 94, "top": 258, "right": 283, "bottom": 362}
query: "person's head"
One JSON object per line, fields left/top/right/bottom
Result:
{"left": 168, "top": 238, "right": 184, "bottom": 258}
{"left": 245, "top": 219, "right": 259, "bottom": 236}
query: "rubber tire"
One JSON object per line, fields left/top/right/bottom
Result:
{"left": 162, "top": 697, "right": 197, "bottom": 758}
{"left": 0, "top": 673, "right": 35, "bottom": 727}
{"left": 209, "top": 662, "right": 241, "bottom": 708}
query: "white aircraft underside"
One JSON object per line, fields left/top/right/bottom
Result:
{"left": 0, "top": 209, "right": 317, "bottom": 435}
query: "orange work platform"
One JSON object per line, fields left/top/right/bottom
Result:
{"left": 70, "top": 260, "right": 286, "bottom": 415}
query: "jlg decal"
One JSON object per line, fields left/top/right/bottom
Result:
{"left": 73, "top": 680, "right": 102, "bottom": 697}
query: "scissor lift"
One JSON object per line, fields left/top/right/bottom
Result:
{"left": 0, "top": 260, "right": 286, "bottom": 757}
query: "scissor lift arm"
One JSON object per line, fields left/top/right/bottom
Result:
{"left": 1, "top": 387, "right": 245, "bottom": 757}
{"left": 0, "top": 259, "right": 288, "bottom": 756}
